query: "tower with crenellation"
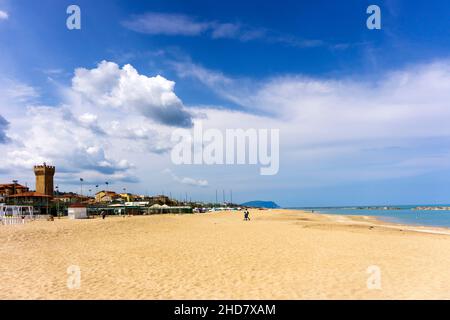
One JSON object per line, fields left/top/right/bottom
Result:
{"left": 34, "top": 163, "right": 55, "bottom": 196}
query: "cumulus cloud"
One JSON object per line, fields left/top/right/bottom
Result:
{"left": 0, "top": 61, "right": 196, "bottom": 189}
{"left": 5, "top": 106, "right": 133, "bottom": 175}
{"left": 164, "top": 169, "right": 208, "bottom": 187}
{"left": 109, "top": 121, "right": 173, "bottom": 154}
{"left": 72, "top": 61, "right": 193, "bottom": 127}
{"left": 0, "top": 10, "right": 8, "bottom": 20}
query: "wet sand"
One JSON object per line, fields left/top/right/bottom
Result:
{"left": 1, "top": 209, "right": 450, "bottom": 299}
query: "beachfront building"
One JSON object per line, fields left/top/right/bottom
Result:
{"left": 147, "top": 195, "right": 174, "bottom": 205}
{"left": 0, "top": 183, "right": 30, "bottom": 202}
{"left": 147, "top": 204, "right": 193, "bottom": 214}
{"left": 6, "top": 191, "right": 52, "bottom": 214}
{"left": 0, "top": 163, "right": 56, "bottom": 214}
{"left": 119, "top": 193, "right": 134, "bottom": 202}
{"left": 55, "top": 192, "right": 91, "bottom": 204}
{"left": 95, "top": 190, "right": 119, "bottom": 203}
{"left": 68, "top": 204, "right": 88, "bottom": 219}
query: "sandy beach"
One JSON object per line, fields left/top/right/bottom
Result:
{"left": 1, "top": 209, "right": 450, "bottom": 300}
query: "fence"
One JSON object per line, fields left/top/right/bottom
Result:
{"left": 0, "top": 214, "right": 50, "bottom": 226}
{"left": 0, "top": 205, "right": 38, "bottom": 226}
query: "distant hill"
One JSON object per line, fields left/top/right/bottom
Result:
{"left": 241, "top": 200, "right": 280, "bottom": 208}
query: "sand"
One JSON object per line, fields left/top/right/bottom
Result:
{"left": 1, "top": 209, "right": 450, "bottom": 300}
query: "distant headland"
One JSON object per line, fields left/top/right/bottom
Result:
{"left": 241, "top": 201, "right": 280, "bottom": 209}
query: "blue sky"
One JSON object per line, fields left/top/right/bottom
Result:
{"left": 1, "top": 0, "right": 450, "bottom": 206}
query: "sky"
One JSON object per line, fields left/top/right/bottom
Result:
{"left": 1, "top": 0, "right": 450, "bottom": 207}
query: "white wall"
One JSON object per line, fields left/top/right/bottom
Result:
{"left": 68, "top": 207, "right": 87, "bottom": 219}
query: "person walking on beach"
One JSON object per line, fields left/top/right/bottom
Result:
{"left": 101, "top": 210, "right": 106, "bottom": 220}
{"left": 244, "top": 209, "right": 250, "bottom": 221}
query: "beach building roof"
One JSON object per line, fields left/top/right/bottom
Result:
{"left": 69, "top": 203, "right": 87, "bottom": 208}
{"left": 0, "top": 183, "right": 29, "bottom": 189}
{"left": 7, "top": 191, "right": 52, "bottom": 198}
{"left": 95, "top": 190, "right": 117, "bottom": 195}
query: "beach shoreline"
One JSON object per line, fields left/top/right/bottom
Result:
{"left": 292, "top": 209, "right": 450, "bottom": 236}
{"left": 1, "top": 209, "right": 450, "bottom": 300}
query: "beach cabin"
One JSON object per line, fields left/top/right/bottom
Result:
{"left": 68, "top": 204, "right": 88, "bottom": 219}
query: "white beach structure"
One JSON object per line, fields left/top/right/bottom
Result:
{"left": 0, "top": 205, "right": 34, "bottom": 225}
{"left": 68, "top": 204, "right": 88, "bottom": 219}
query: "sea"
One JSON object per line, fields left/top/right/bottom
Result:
{"left": 291, "top": 205, "right": 450, "bottom": 228}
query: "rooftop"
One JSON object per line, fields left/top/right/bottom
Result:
{"left": 7, "top": 191, "right": 53, "bottom": 198}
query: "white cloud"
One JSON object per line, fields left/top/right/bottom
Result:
{"left": 5, "top": 106, "right": 133, "bottom": 175}
{"left": 175, "top": 60, "right": 450, "bottom": 141}
{"left": 0, "top": 10, "right": 8, "bottom": 20}
{"left": 3, "top": 59, "right": 450, "bottom": 199}
{"left": 0, "top": 79, "right": 39, "bottom": 102}
{"left": 72, "top": 60, "right": 193, "bottom": 127}
{"left": 123, "top": 12, "right": 323, "bottom": 46}
{"left": 0, "top": 61, "right": 196, "bottom": 187}
{"left": 123, "top": 13, "right": 209, "bottom": 36}
{"left": 164, "top": 169, "right": 208, "bottom": 187}
{"left": 172, "top": 60, "right": 450, "bottom": 186}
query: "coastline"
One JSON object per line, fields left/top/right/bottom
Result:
{"left": 307, "top": 210, "right": 450, "bottom": 236}
{"left": 1, "top": 209, "right": 450, "bottom": 299}
{"left": 295, "top": 207, "right": 450, "bottom": 232}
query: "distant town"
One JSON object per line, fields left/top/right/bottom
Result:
{"left": 0, "top": 163, "right": 243, "bottom": 216}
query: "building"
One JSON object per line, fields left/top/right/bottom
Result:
{"left": 6, "top": 191, "right": 52, "bottom": 214}
{"left": 54, "top": 192, "right": 91, "bottom": 204}
{"left": 95, "top": 190, "right": 119, "bottom": 203}
{"left": 0, "top": 183, "right": 29, "bottom": 202}
{"left": 119, "top": 193, "right": 134, "bottom": 202}
{"left": 148, "top": 195, "right": 173, "bottom": 205}
{"left": 68, "top": 204, "right": 88, "bottom": 219}
{"left": 34, "top": 163, "right": 55, "bottom": 196}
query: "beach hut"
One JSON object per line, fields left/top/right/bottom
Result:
{"left": 68, "top": 204, "right": 88, "bottom": 219}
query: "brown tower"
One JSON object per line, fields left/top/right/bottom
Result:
{"left": 34, "top": 163, "right": 55, "bottom": 196}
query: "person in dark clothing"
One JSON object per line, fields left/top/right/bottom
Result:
{"left": 244, "top": 209, "right": 250, "bottom": 221}
{"left": 101, "top": 210, "right": 106, "bottom": 220}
